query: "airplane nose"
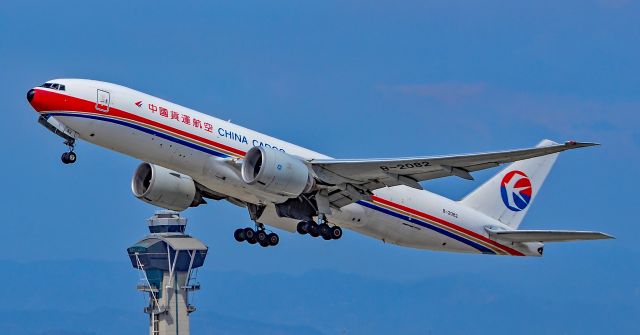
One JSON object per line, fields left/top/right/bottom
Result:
{"left": 27, "top": 89, "right": 35, "bottom": 103}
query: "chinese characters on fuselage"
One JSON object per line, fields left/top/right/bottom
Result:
{"left": 146, "top": 103, "right": 285, "bottom": 152}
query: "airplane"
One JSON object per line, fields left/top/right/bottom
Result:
{"left": 27, "top": 79, "right": 613, "bottom": 256}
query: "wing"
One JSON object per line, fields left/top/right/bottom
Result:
{"left": 486, "top": 229, "right": 614, "bottom": 243}
{"left": 310, "top": 140, "right": 597, "bottom": 208}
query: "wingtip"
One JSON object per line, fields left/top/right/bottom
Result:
{"left": 601, "top": 233, "right": 615, "bottom": 240}
{"left": 564, "top": 140, "right": 600, "bottom": 148}
{"left": 590, "top": 232, "right": 615, "bottom": 240}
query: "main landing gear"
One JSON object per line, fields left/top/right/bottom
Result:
{"left": 60, "top": 139, "right": 77, "bottom": 165}
{"left": 235, "top": 204, "right": 279, "bottom": 247}
{"left": 296, "top": 191, "right": 342, "bottom": 240}
{"left": 296, "top": 220, "right": 342, "bottom": 240}
{"left": 234, "top": 224, "right": 279, "bottom": 248}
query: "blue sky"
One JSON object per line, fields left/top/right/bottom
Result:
{"left": 1, "top": 1, "right": 638, "bottom": 334}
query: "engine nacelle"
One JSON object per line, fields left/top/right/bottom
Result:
{"left": 241, "top": 146, "right": 314, "bottom": 198}
{"left": 131, "top": 163, "right": 204, "bottom": 211}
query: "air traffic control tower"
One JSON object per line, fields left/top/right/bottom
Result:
{"left": 127, "top": 211, "right": 208, "bottom": 335}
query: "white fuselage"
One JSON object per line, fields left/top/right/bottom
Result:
{"left": 29, "top": 79, "right": 541, "bottom": 256}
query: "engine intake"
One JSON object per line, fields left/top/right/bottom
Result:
{"left": 241, "top": 146, "right": 314, "bottom": 198}
{"left": 131, "top": 163, "right": 204, "bottom": 211}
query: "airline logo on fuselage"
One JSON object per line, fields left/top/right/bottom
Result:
{"left": 500, "top": 170, "right": 532, "bottom": 212}
{"left": 141, "top": 100, "right": 286, "bottom": 152}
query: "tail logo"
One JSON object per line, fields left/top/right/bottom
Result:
{"left": 500, "top": 170, "right": 532, "bottom": 211}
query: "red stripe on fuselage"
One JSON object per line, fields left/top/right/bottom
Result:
{"left": 31, "top": 89, "right": 524, "bottom": 255}
{"left": 371, "top": 195, "right": 525, "bottom": 256}
{"left": 31, "top": 89, "right": 246, "bottom": 157}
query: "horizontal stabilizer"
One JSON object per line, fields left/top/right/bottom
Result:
{"left": 486, "top": 229, "right": 614, "bottom": 243}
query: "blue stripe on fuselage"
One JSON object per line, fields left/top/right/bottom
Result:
{"left": 48, "top": 112, "right": 494, "bottom": 255}
{"left": 357, "top": 200, "right": 495, "bottom": 254}
{"left": 48, "top": 112, "right": 231, "bottom": 158}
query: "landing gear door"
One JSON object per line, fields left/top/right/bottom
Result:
{"left": 96, "top": 89, "right": 110, "bottom": 112}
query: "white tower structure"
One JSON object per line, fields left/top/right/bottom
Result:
{"left": 127, "top": 211, "right": 208, "bottom": 335}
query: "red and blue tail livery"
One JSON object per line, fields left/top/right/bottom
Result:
{"left": 500, "top": 170, "right": 532, "bottom": 212}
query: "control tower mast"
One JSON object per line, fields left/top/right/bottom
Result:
{"left": 127, "top": 211, "right": 208, "bottom": 335}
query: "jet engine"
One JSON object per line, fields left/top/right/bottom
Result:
{"left": 131, "top": 163, "right": 205, "bottom": 211}
{"left": 241, "top": 146, "right": 315, "bottom": 199}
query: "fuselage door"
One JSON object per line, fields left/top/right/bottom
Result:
{"left": 96, "top": 89, "right": 110, "bottom": 112}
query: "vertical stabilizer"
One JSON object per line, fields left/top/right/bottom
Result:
{"left": 460, "top": 139, "right": 559, "bottom": 229}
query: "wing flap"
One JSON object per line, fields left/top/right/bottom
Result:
{"left": 487, "top": 229, "right": 614, "bottom": 243}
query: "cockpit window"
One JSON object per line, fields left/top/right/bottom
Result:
{"left": 40, "top": 83, "right": 65, "bottom": 91}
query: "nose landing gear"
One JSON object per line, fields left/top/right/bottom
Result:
{"left": 61, "top": 151, "right": 77, "bottom": 164}
{"left": 37, "top": 116, "right": 79, "bottom": 165}
{"left": 60, "top": 140, "right": 77, "bottom": 164}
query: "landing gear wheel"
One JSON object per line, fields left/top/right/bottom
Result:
{"left": 61, "top": 151, "right": 77, "bottom": 164}
{"left": 307, "top": 222, "right": 319, "bottom": 237}
{"left": 61, "top": 152, "right": 76, "bottom": 164}
{"left": 259, "top": 240, "right": 270, "bottom": 247}
{"left": 244, "top": 228, "right": 257, "bottom": 244}
{"left": 244, "top": 227, "right": 255, "bottom": 239}
{"left": 268, "top": 233, "right": 279, "bottom": 246}
{"left": 296, "top": 221, "right": 308, "bottom": 235}
{"left": 330, "top": 226, "right": 343, "bottom": 240}
{"left": 319, "top": 223, "right": 332, "bottom": 240}
{"left": 256, "top": 230, "right": 268, "bottom": 244}
{"left": 234, "top": 228, "right": 246, "bottom": 242}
